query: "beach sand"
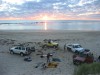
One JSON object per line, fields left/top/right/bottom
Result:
{"left": 0, "top": 30, "right": 100, "bottom": 75}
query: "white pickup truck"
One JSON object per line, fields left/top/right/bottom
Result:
{"left": 66, "top": 44, "right": 84, "bottom": 53}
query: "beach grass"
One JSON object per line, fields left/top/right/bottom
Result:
{"left": 74, "top": 62, "right": 100, "bottom": 75}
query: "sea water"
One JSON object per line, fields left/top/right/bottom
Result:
{"left": 0, "top": 20, "right": 100, "bottom": 31}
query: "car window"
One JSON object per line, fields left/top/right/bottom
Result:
{"left": 22, "top": 47, "right": 25, "bottom": 50}
{"left": 48, "top": 41, "right": 51, "bottom": 43}
{"left": 73, "top": 45, "right": 75, "bottom": 48}
{"left": 68, "top": 45, "right": 72, "bottom": 46}
{"left": 19, "top": 47, "right": 21, "bottom": 50}
{"left": 74, "top": 45, "right": 81, "bottom": 48}
{"left": 15, "top": 47, "right": 19, "bottom": 49}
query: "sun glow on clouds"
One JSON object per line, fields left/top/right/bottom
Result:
{"left": 29, "top": 13, "right": 59, "bottom": 20}
{"left": 0, "top": 13, "right": 79, "bottom": 20}
{"left": 78, "top": 12, "right": 100, "bottom": 16}
{"left": 0, "top": 17, "right": 23, "bottom": 20}
{"left": 42, "top": 15, "right": 52, "bottom": 20}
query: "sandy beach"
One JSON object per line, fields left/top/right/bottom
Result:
{"left": 0, "top": 30, "right": 100, "bottom": 75}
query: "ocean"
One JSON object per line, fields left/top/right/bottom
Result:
{"left": 0, "top": 20, "right": 100, "bottom": 31}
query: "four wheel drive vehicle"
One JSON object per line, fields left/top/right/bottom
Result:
{"left": 66, "top": 44, "right": 84, "bottom": 53}
{"left": 42, "top": 39, "right": 59, "bottom": 48}
{"left": 73, "top": 51, "right": 94, "bottom": 65}
{"left": 9, "top": 46, "right": 35, "bottom": 56}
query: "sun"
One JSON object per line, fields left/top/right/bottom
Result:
{"left": 42, "top": 15, "right": 49, "bottom": 20}
{"left": 32, "top": 14, "right": 57, "bottom": 20}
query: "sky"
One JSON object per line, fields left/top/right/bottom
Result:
{"left": 0, "top": 0, "right": 100, "bottom": 20}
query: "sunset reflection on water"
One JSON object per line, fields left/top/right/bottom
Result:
{"left": 44, "top": 21, "right": 47, "bottom": 30}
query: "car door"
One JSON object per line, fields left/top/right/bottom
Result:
{"left": 22, "top": 47, "right": 26, "bottom": 54}
{"left": 14, "top": 46, "right": 19, "bottom": 53}
{"left": 72, "top": 45, "right": 76, "bottom": 52}
{"left": 18, "top": 47, "right": 22, "bottom": 54}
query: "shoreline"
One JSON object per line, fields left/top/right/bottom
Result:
{"left": 0, "top": 29, "right": 100, "bottom": 32}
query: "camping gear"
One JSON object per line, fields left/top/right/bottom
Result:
{"left": 47, "top": 62, "right": 59, "bottom": 68}
{"left": 52, "top": 58, "right": 61, "bottom": 62}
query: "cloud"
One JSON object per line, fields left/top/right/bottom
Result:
{"left": 68, "top": 0, "right": 97, "bottom": 7}
{"left": 79, "top": 0, "right": 97, "bottom": 6}
{"left": 52, "top": 2, "right": 67, "bottom": 10}
{"left": 2, "top": 0, "right": 41, "bottom": 5}
{"left": 0, "top": 0, "right": 100, "bottom": 20}
{"left": 0, "top": 3, "right": 19, "bottom": 12}
{"left": 2, "top": 0, "right": 24, "bottom": 5}
{"left": 0, "top": 3, "right": 8, "bottom": 11}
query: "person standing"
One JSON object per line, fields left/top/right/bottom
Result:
{"left": 47, "top": 53, "right": 51, "bottom": 63}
